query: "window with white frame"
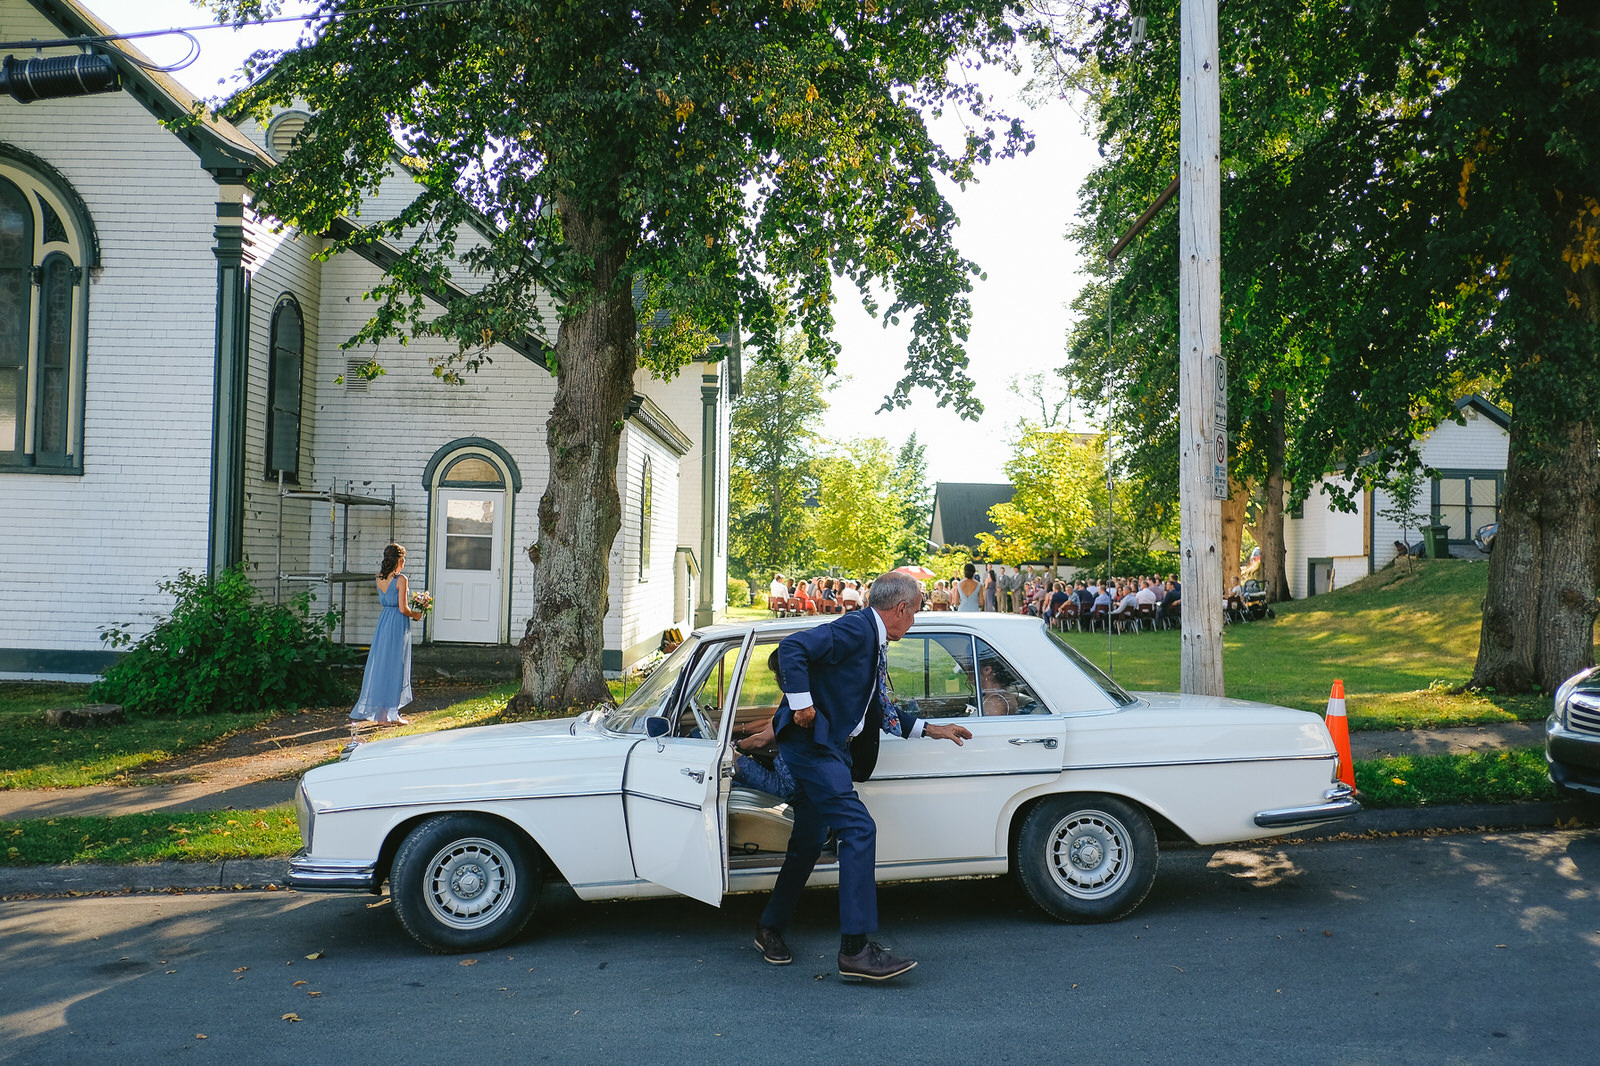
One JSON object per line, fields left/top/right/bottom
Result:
{"left": 0, "top": 153, "right": 92, "bottom": 472}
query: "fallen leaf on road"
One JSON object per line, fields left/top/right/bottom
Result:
{"left": 460, "top": 959, "right": 478, "bottom": 966}
{"left": 305, "top": 951, "right": 324, "bottom": 960}
{"left": 307, "top": 991, "right": 322, "bottom": 997}
{"left": 294, "top": 980, "right": 308, "bottom": 987}
{"left": 282, "top": 1013, "right": 300, "bottom": 1022}
{"left": 196, "top": 1034, "right": 206, "bottom": 1039}
{"left": 234, "top": 967, "right": 248, "bottom": 973}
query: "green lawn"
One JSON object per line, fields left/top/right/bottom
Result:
{"left": 1060, "top": 559, "right": 1562, "bottom": 729}
{"left": 2, "top": 807, "right": 301, "bottom": 866}
{"left": 0, "top": 702, "right": 280, "bottom": 790}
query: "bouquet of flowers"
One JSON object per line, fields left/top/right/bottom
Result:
{"left": 409, "top": 589, "right": 434, "bottom": 614}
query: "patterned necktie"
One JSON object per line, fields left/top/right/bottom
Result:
{"left": 877, "top": 644, "right": 901, "bottom": 734}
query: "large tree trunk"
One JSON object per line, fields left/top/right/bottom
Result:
{"left": 511, "top": 197, "right": 637, "bottom": 713}
{"left": 1258, "top": 387, "right": 1292, "bottom": 602}
{"left": 1471, "top": 415, "right": 1600, "bottom": 694}
{"left": 1220, "top": 477, "right": 1250, "bottom": 594}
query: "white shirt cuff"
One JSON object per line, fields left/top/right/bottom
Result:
{"left": 786, "top": 691, "right": 813, "bottom": 710}
{"left": 910, "top": 719, "right": 926, "bottom": 739}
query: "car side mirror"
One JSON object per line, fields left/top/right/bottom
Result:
{"left": 644, "top": 717, "right": 670, "bottom": 739}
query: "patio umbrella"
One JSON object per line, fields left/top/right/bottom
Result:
{"left": 893, "top": 565, "right": 937, "bottom": 581}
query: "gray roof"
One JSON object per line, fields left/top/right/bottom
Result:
{"left": 929, "top": 482, "right": 1013, "bottom": 548}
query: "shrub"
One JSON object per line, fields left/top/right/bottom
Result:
{"left": 91, "top": 566, "right": 356, "bottom": 716}
{"left": 726, "top": 577, "right": 749, "bottom": 608}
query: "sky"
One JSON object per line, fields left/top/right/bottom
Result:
{"left": 84, "top": 0, "right": 1103, "bottom": 483}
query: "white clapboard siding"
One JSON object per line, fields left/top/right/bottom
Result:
{"left": 0, "top": 10, "right": 222, "bottom": 654}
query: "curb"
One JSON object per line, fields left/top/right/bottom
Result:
{"left": 4, "top": 802, "right": 1594, "bottom": 898}
{"left": 1272, "top": 799, "right": 1594, "bottom": 842}
{"left": 0, "top": 858, "right": 287, "bottom": 898}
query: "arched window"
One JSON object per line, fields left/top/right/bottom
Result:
{"left": 265, "top": 295, "right": 304, "bottom": 478}
{"left": 639, "top": 456, "right": 653, "bottom": 581}
{"left": 0, "top": 150, "right": 94, "bottom": 473}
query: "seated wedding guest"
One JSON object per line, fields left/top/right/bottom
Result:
{"left": 929, "top": 580, "right": 950, "bottom": 610}
{"left": 840, "top": 580, "right": 862, "bottom": 610}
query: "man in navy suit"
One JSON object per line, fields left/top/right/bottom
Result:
{"left": 753, "top": 571, "right": 972, "bottom": 981}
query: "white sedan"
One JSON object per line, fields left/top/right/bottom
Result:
{"left": 289, "top": 614, "right": 1359, "bottom": 953}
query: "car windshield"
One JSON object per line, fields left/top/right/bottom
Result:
{"left": 604, "top": 635, "right": 702, "bottom": 734}
{"left": 1044, "top": 627, "right": 1137, "bottom": 706}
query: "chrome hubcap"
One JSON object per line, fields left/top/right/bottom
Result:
{"left": 1048, "top": 811, "right": 1131, "bottom": 900}
{"left": 425, "top": 837, "right": 516, "bottom": 930}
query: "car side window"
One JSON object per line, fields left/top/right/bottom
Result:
{"left": 729, "top": 642, "right": 786, "bottom": 732}
{"left": 885, "top": 634, "right": 976, "bottom": 719}
{"left": 973, "top": 638, "right": 1044, "bottom": 716}
{"left": 677, "top": 641, "right": 743, "bottom": 738}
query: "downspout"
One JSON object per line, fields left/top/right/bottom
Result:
{"left": 208, "top": 180, "right": 250, "bottom": 574}
{"left": 695, "top": 365, "right": 720, "bottom": 627}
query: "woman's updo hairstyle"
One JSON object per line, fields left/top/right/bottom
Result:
{"left": 379, "top": 543, "right": 406, "bottom": 579}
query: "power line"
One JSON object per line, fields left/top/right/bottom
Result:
{"left": 0, "top": 0, "right": 493, "bottom": 66}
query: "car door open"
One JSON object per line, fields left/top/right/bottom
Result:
{"left": 621, "top": 636, "right": 749, "bottom": 905}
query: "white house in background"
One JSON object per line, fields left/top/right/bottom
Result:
{"left": 0, "top": 0, "right": 732, "bottom": 680}
{"left": 1281, "top": 395, "right": 1509, "bottom": 598}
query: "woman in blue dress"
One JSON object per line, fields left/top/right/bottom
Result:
{"left": 350, "top": 543, "right": 424, "bottom": 726}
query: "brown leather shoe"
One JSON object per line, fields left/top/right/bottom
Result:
{"left": 838, "top": 942, "right": 917, "bottom": 982}
{"left": 754, "top": 926, "right": 791, "bottom": 965}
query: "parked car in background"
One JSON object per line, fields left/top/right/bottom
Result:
{"left": 1474, "top": 522, "right": 1498, "bottom": 553}
{"left": 1548, "top": 666, "right": 1600, "bottom": 798}
{"left": 289, "top": 614, "right": 1360, "bottom": 953}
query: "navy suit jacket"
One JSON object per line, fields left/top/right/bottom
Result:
{"left": 772, "top": 610, "right": 920, "bottom": 782}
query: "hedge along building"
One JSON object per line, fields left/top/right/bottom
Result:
{"left": 0, "top": 0, "right": 733, "bottom": 681}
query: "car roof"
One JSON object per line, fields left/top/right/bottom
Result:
{"left": 692, "top": 612, "right": 1050, "bottom": 642}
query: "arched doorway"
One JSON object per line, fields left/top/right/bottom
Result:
{"left": 424, "top": 443, "right": 518, "bottom": 643}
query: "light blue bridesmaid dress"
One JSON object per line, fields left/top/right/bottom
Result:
{"left": 349, "top": 578, "right": 413, "bottom": 722}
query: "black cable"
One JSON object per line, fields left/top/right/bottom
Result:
{"left": 0, "top": 0, "right": 492, "bottom": 68}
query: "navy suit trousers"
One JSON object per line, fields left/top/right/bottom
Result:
{"left": 758, "top": 737, "right": 878, "bottom": 935}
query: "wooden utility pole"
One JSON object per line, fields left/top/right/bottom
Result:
{"left": 1178, "top": 0, "right": 1225, "bottom": 695}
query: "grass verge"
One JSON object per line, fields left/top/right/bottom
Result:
{"left": 0, "top": 746, "right": 1566, "bottom": 867}
{"left": 2, "top": 806, "right": 299, "bottom": 866}
{"left": 1354, "top": 747, "right": 1557, "bottom": 808}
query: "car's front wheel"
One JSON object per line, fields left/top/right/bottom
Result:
{"left": 1016, "top": 794, "right": 1158, "bottom": 923}
{"left": 390, "top": 814, "right": 541, "bottom": 953}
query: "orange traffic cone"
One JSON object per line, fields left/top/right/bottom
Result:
{"left": 1325, "top": 679, "right": 1356, "bottom": 789}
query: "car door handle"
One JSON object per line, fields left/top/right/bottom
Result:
{"left": 681, "top": 768, "right": 706, "bottom": 783}
{"left": 1010, "top": 737, "right": 1059, "bottom": 749}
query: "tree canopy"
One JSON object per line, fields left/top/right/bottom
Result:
{"left": 1041, "top": 0, "right": 1599, "bottom": 690}
{"left": 211, "top": 0, "right": 1038, "bottom": 707}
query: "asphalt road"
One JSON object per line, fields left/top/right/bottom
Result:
{"left": 3, "top": 829, "right": 1597, "bottom": 1066}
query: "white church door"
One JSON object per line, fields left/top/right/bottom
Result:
{"left": 433, "top": 488, "right": 504, "bottom": 643}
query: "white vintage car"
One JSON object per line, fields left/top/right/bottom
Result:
{"left": 289, "top": 614, "right": 1359, "bottom": 953}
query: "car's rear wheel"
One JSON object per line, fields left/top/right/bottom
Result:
{"left": 390, "top": 814, "right": 541, "bottom": 953}
{"left": 1015, "top": 794, "right": 1157, "bottom": 923}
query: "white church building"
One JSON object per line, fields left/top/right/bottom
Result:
{"left": 0, "top": 0, "right": 732, "bottom": 680}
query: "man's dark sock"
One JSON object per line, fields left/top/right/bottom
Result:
{"left": 841, "top": 933, "right": 868, "bottom": 955}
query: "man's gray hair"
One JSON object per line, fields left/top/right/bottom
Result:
{"left": 868, "top": 571, "right": 921, "bottom": 613}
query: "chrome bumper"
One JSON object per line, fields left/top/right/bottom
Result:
{"left": 285, "top": 851, "right": 380, "bottom": 892}
{"left": 1254, "top": 784, "right": 1362, "bottom": 829}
